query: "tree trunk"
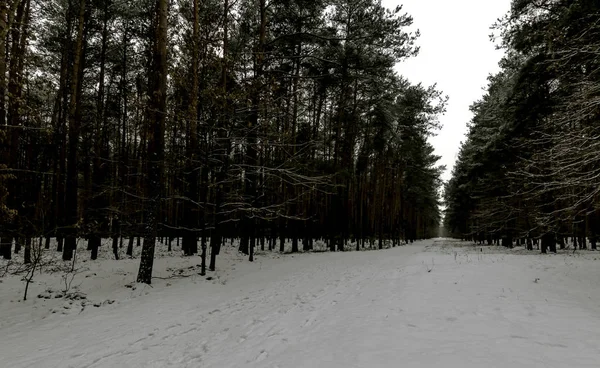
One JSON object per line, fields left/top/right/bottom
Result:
{"left": 181, "top": 0, "right": 200, "bottom": 258}
{"left": 63, "top": 0, "right": 87, "bottom": 261}
{"left": 239, "top": 236, "right": 249, "bottom": 255}
{"left": 548, "top": 233, "right": 557, "bottom": 253}
{"left": 89, "top": 235, "right": 100, "bottom": 260}
{"left": 23, "top": 237, "right": 31, "bottom": 264}
{"left": 209, "top": 233, "right": 220, "bottom": 271}
{"left": 245, "top": 0, "right": 266, "bottom": 263}
{"left": 182, "top": 236, "right": 194, "bottom": 256}
{"left": 112, "top": 236, "right": 119, "bottom": 260}
{"left": 4, "top": 0, "right": 30, "bottom": 257}
{"left": 137, "top": 0, "right": 168, "bottom": 284}
{"left": 0, "top": 1, "right": 8, "bottom": 126}
{"left": 200, "top": 232, "right": 207, "bottom": 275}
{"left": 541, "top": 233, "right": 555, "bottom": 254}
{"left": 558, "top": 236, "right": 565, "bottom": 250}
{"left": 303, "top": 230, "right": 311, "bottom": 252}
{"left": 0, "top": 237, "right": 11, "bottom": 259}
{"left": 526, "top": 237, "right": 533, "bottom": 251}
{"left": 209, "top": 0, "right": 230, "bottom": 272}
{"left": 127, "top": 237, "right": 134, "bottom": 256}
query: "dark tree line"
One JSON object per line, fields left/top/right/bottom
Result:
{"left": 0, "top": 0, "right": 444, "bottom": 282}
{"left": 444, "top": 0, "right": 600, "bottom": 253}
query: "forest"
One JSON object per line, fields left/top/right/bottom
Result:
{"left": 444, "top": 0, "right": 600, "bottom": 253}
{"left": 3, "top": 1, "right": 600, "bottom": 365}
{"left": 0, "top": 0, "right": 444, "bottom": 283}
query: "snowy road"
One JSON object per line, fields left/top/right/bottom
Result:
{"left": 2, "top": 239, "right": 600, "bottom": 367}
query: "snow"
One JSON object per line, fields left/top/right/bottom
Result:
{"left": 2, "top": 238, "right": 600, "bottom": 368}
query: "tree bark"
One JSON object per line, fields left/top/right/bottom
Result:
{"left": 209, "top": 0, "right": 229, "bottom": 271}
{"left": 1, "top": 237, "right": 12, "bottom": 259}
{"left": 63, "top": 0, "right": 87, "bottom": 261}
{"left": 137, "top": 0, "right": 168, "bottom": 284}
{"left": 89, "top": 1, "right": 110, "bottom": 261}
{"left": 127, "top": 236, "right": 134, "bottom": 256}
{"left": 23, "top": 237, "right": 31, "bottom": 264}
{"left": 182, "top": 0, "right": 201, "bottom": 257}
{"left": 89, "top": 236, "right": 100, "bottom": 260}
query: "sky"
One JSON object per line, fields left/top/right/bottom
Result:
{"left": 382, "top": 0, "right": 512, "bottom": 182}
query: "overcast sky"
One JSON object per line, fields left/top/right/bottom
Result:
{"left": 382, "top": 0, "right": 512, "bottom": 182}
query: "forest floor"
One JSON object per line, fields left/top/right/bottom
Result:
{"left": 1, "top": 238, "right": 600, "bottom": 367}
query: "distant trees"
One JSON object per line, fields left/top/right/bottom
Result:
{"left": 444, "top": 0, "right": 600, "bottom": 252}
{"left": 1, "top": 0, "right": 444, "bottom": 282}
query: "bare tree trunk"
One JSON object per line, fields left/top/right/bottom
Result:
{"left": 0, "top": 237, "right": 11, "bottom": 259}
{"left": 209, "top": 0, "right": 229, "bottom": 271}
{"left": 53, "top": 1, "right": 73, "bottom": 251}
{"left": 137, "top": 0, "right": 168, "bottom": 284}
{"left": 0, "top": 1, "right": 9, "bottom": 126}
{"left": 63, "top": 0, "right": 87, "bottom": 261}
{"left": 88, "top": 3, "right": 109, "bottom": 261}
{"left": 23, "top": 237, "right": 31, "bottom": 264}
{"left": 127, "top": 236, "right": 134, "bottom": 256}
{"left": 112, "top": 236, "right": 119, "bottom": 260}
{"left": 246, "top": 0, "right": 266, "bottom": 262}
{"left": 182, "top": 0, "right": 200, "bottom": 257}
{"left": 89, "top": 236, "right": 99, "bottom": 260}
{"left": 112, "top": 217, "right": 120, "bottom": 260}
{"left": 5, "top": 0, "right": 27, "bottom": 251}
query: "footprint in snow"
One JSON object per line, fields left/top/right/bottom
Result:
{"left": 129, "top": 336, "right": 147, "bottom": 346}
{"left": 255, "top": 349, "right": 269, "bottom": 362}
{"left": 535, "top": 341, "right": 568, "bottom": 348}
{"left": 166, "top": 323, "right": 182, "bottom": 331}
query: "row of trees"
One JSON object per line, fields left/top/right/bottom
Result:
{"left": 444, "top": 0, "right": 600, "bottom": 253}
{"left": 0, "top": 0, "right": 444, "bottom": 282}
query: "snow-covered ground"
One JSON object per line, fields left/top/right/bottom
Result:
{"left": 1, "top": 238, "right": 600, "bottom": 368}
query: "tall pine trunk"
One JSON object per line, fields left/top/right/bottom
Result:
{"left": 63, "top": 0, "right": 86, "bottom": 261}
{"left": 246, "top": 0, "right": 266, "bottom": 262}
{"left": 137, "top": 0, "right": 168, "bottom": 284}
{"left": 209, "top": 0, "right": 229, "bottom": 271}
{"left": 182, "top": 0, "right": 200, "bottom": 257}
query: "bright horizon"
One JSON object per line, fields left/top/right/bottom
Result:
{"left": 383, "top": 0, "right": 512, "bottom": 182}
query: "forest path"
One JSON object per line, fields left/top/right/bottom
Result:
{"left": 2, "top": 239, "right": 600, "bottom": 367}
